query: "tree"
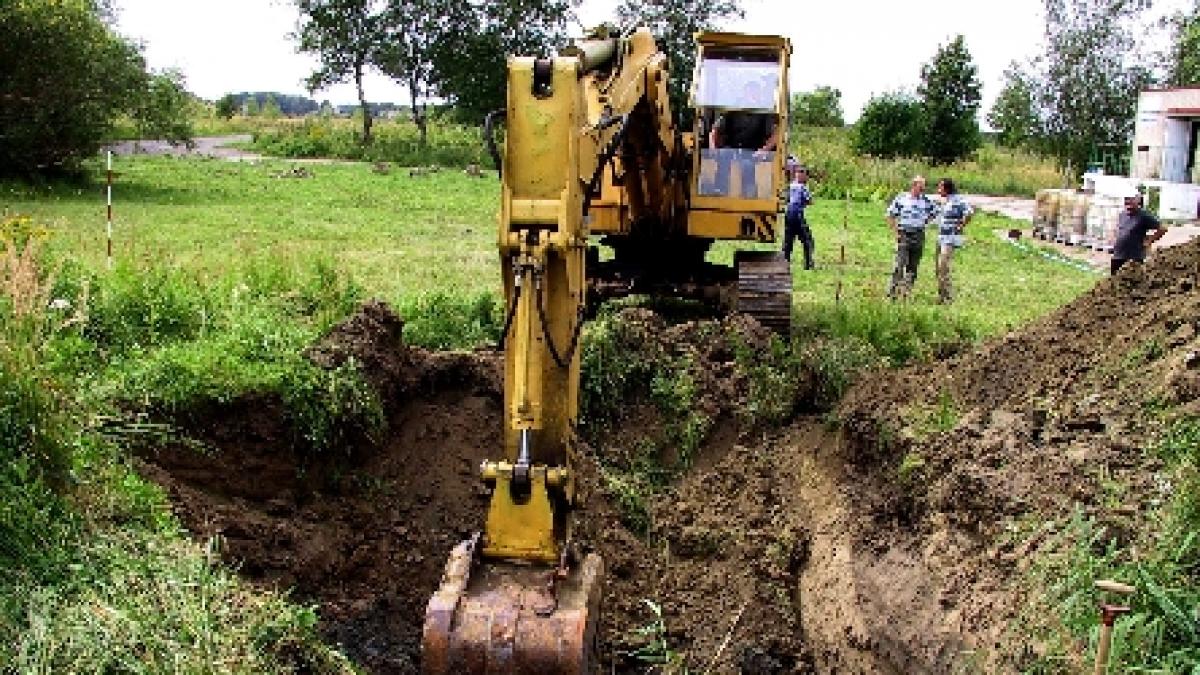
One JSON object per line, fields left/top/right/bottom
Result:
{"left": 615, "top": 0, "right": 745, "bottom": 127}
{"left": 852, "top": 91, "right": 926, "bottom": 158}
{"left": 294, "top": 0, "right": 389, "bottom": 143}
{"left": 244, "top": 96, "right": 261, "bottom": 117}
{"left": 215, "top": 93, "right": 238, "bottom": 119}
{"left": 262, "top": 93, "right": 283, "bottom": 119}
{"left": 1034, "top": 0, "right": 1154, "bottom": 172}
{"left": 988, "top": 63, "right": 1038, "bottom": 148}
{"left": 0, "top": 0, "right": 192, "bottom": 174}
{"left": 1164, "top": 0, "right": 1200, "bottom": 85}
{"left": 132, "top": 69, "right": 194, "bottom": 145}
{"left": 429, "top": 0, "right": 575, "bottom": 123}
{"left": 790, "top": 86, "right": 844, "bottom": 128}
{"left": 918, "top": 35, "right": 982, "bottom": 164}
{"left": 375, "top": 0, "right": 453, "bottom": 145}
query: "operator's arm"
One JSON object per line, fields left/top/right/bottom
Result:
{"left": 753, "top": 117, "right": 778, "bottom": 159}
{"left": 760, "top": 121, "right": 778, "bottom": 152}
{"left": 1145, "top": 219, "right": 1167, "bottom": 248}
{"left": 709, "top": 118, "right": 722, "bottom": 148}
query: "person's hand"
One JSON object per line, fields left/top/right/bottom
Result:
{"left": 753, "top": 149, "right": 769, "bottom": 160}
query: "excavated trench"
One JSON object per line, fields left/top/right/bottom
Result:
{"left": 138, "top": 301, "right": 911, "bottom": 673}
{"left": 140, "top": 239, "right": 1200, "bottom": 673}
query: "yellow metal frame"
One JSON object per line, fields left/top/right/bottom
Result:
{"left": 477, "top": 27, "right": 790, "bottom": 568}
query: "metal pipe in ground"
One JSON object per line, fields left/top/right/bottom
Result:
{"left": 1092, "top": 579, "right": 1135, "bottom": 675}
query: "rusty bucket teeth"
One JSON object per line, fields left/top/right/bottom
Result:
{"left": 422, "top": 539, "right": 604, "bottom": 675}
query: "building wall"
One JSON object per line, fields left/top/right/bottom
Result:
{"left": 1132, "top": 91, "right": 1165, "bottom": 179}
{"left": 1132, "top": 88, "right": 1200, "bottom": 181}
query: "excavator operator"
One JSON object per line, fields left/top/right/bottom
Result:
{"left": 706, "top": 79, "right": 778, "bottom": 198}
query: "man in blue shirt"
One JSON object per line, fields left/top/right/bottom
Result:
{"left": 885, "top": 175, "right": 939, "bottom": 299}
{"left": 782, "top": 160, "right": 814, "bottom": 268}
{"left": 934, "top": 177, "right": 973, "bottom": 304}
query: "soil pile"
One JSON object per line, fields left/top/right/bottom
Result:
{"left": 829, "top": 239, "right": 1200, "bottom": 670}
{"left": 141, "top": 302, "right": 503, "bottom": 672}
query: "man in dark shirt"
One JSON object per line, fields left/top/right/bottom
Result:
{"left": 705, "top": 80, "right": 778, "bottom": 198}
{"left": 1111, "top": 192, "right": 1167, "bottom": 274}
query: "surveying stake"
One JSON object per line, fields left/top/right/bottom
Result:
{"left": 105, "top": 150, "right": 114, "bottom": 270}
{"left": 836, "top": 187, "right": 848, "bottom": 305}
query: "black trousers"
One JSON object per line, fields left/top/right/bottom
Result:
{"left": 782, "top": 214, "right": 813, "bottom": 268}
{"left": 1111, "top": 257, "right": 1139, "bottom": 275}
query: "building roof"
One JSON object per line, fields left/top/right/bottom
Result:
{"left": 1143, "top": 86, "right": 1200, "bottom": 93}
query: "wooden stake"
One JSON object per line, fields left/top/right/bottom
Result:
{"left": 106, "top": 151, "right": 113, "bottom": 270}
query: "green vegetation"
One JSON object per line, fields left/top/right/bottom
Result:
{"left": 789, "top": 86, "right": 844, "bottom": 128}
{"left": 249, "top": 117, "right": 491, "bottom": 167}
{"left": 0, "top": 225, "right": 348, "bottom": 671}
{"left": 851, "top": 34, "right": 982, "bottom": 164}
{"left": 793, "top": 126, "right": 1064, "bottom": 199}
{"left": 1019, "top": 417, "right": 1200, "bottom": 673}
{"left": 989, "top": 0, "right": 1156, "bottom": 172}
{"left": 0, "top": 0, "right": 193, "bottom": 175}
{"left": 622, "top": 599, "right": 686, "bottom": 671}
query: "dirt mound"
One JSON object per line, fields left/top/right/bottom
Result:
{"left": 828, "top": 240, "right": 1200, "bottom": 669}
{"left": 141, "top": 302, "right": 502, "bottom": 672}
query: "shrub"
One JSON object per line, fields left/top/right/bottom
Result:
{"left": 0, "top": 0, "right": 191, "bottom": 174}
{"left": 250, "top": 117, "right": 489, "bottom": 167}
{"left": 852, "top": 91, "right": 927, "bottom": 159}
{"left": 282, "top": 359, "right": 385, "bottom": 457}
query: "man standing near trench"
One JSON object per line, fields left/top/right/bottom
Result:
{"left": 1111, "top": 190, "right": 1166, "bottom": 275}
{"left": 885, "top": 175, "right": 939, "bottom": 299}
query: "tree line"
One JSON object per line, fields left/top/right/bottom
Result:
{"left": 988, "top": 0, "right": 1200, "bottom": 173}
{"left": 799, "top": 0, "right": 1199, "bottom": 171}
{"left": 292, "top": 0, "right": 744, "bottom": 145}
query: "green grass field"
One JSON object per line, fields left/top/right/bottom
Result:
{"left": 7, "top": 154, "right": 1093, "bottom": 339}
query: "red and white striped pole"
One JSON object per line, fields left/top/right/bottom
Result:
{"left": 106, "top": 150, "right": 113, "bottom": 270}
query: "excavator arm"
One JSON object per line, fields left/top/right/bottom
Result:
{"left": 422, "top": 29, "right": 672, "bottom": 674}
{"left": 422, "top": 26, "right": 790, "bottom": 672}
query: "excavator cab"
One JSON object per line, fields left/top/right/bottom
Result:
{"left": 689, "top": 33, "right": 791, "bottom": 242}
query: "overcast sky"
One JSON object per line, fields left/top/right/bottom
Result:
{"left": 112, "top": 0, "right": 1188, "bottom": 122}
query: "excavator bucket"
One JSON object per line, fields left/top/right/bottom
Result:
{"left": 422, "top": 536, "right": 604, "bottom": 674}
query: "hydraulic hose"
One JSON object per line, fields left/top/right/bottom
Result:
{"left": 484, "top": 109, "right": 506, "bottom": 177}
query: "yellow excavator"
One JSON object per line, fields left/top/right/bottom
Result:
{"left": 422, "top": 27, "right": 792, "bottom": 672}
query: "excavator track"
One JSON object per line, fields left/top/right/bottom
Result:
{"left": 734, "top": 250, "right": 793, "bottom": 336}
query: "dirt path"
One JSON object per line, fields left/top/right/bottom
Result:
{"left": 105, "top": 135, "right": 261, "bottom": 160}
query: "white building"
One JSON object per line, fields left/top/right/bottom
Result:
{"left": 1129, "top": 87, "right": 1200, "bottom": 220}
{"left": 1133, "top": 87, "right": 1200, "bottom": 183}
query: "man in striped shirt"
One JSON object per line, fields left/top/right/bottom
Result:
{"left": 934, "top": 178, "right": 973, "bottom": 304}
{"left": 885, "top": 175, "right": 939, "bottom": 299}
